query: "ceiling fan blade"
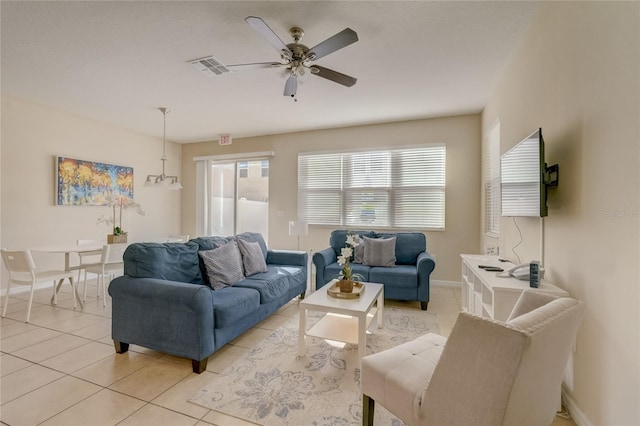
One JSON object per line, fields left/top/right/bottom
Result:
{"left": 308, "top": 28, "right": 358, "bottom": 61}
{"left": 310, "top": 65, "right": 357, "bottom": 87}
{"left": 245, "top": 16, "right": 290, "bottom": 57}
{"left": 284, "top": 75, "right": 297, "bottom": 97}
{"left": 226, "top": 62, "right": 283, "bottom": 71}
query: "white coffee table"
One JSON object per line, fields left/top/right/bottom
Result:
{"left": 298, "top": 280, "right": 384, "bottom": 365}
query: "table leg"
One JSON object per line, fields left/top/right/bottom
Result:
{"left": 298, "top": 306, "right": 307, "bottom": 357}
{"left": 49, "top": 252, "right": 84, "bottom": 310}
{"left": 51, "top": 279, "right": 64, "bottom": 305}
{"left": 377, "top": 288, "right": 384, "bottom": 329}
{"left": 50, "top": 277, "right": 83, "bottom": 309}
{"left": 358, "top": 312, "right": 367, "bottom": 363}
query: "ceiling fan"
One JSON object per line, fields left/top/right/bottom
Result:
{"left": 194, "top": 16, "right": 359, "bottom": 99}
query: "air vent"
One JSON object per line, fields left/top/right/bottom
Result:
{"left": 189, "top": 56, "right": 230, "bottom": 77}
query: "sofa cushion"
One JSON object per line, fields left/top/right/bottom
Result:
{"left": 330, "top": 230, "right": 376, "bottom": 257}
{"left": 191, "top": 236, "right": 230, "bottom": 287}
{"left": 235, "top": 232, "right": 268, "bottom": 259}
{"left": 190, "top": 236, "right": 230, "bottom": 252}
{"left": 211, "top": 286, "right": 261, "bottom": 329}
{"left": 369, "top": 265, "right": 417, "bottom": 288}
{"left": 237, "top": 238, "right": 268, "bottom": 276}
{"left": 199, "top": 241, "right": 245, "bottom": 290}
{"left": 353, "top": 236, "right": 365, "bottom": 264}
{"left": 123, "top": 242, "right": 203, "bottom": 284}
{"left": 364, "top": 236, "right": 397, "bottom": 267}
{"left": 325, "top": 262, "right": 371, "bottom": 283}
{"left": 376, "top": 232, "right": 426, "bottom": 265}
{"left": 233, "top": 266, "right": 294, "bottom": 304}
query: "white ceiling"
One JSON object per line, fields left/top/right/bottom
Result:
{"left": 1, "top": 1, "right": 539, "bottom": 143}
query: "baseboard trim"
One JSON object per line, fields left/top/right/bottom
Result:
{"left": 1, "top": 281, "right": 52, "bottom": 297}
{"left": 562, "top": 384, "right": 591, "bottom": 426}
{"left": 1, "top": 275, "right": 99, "bottom": 298}
{"left": 431, "top": 279, "right": 460, "bottom": 288}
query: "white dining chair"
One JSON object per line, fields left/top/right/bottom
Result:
{"left": 72, "top": 239, "right": 103, "bottom": 283}
{"left": 1, "top": 249, "right": 76, "bottom": 322}
{"left": 83, "top": 244, "right": 126, "bottom": 307}
{"left": 167, "top": 234, "right": 190, "bottom": 242}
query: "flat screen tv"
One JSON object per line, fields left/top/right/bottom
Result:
{"left": 501, "top": 128, "right": 558, "bottom": 217}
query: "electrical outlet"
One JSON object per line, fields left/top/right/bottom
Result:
{"left": 484, "top": 245, "right": 499, "bottom": 256}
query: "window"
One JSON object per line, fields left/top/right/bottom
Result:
{"left": 238, "top": 162, "right": 248, "bottom": 178}
{"left": 298, "top": 146, "right": 446, "bottom": 229}
{"left": 483, "top": 120, "right": 500, "bottom": 236}
{"left": 261, "top": 160, "right": 269, "bottom": 177}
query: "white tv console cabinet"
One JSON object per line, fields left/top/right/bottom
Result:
{"left": 461, "top": 254, "right": 568, "bottom": 321}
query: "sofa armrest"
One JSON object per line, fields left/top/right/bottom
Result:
{"left": 108, "top": 276, "right": 215, "bottom": 362}
{"left": 312, "top": 248, "right": 337, "bottom": 287}
{"left": 266, "top": 250, "right": 308, "bottom": 267}
{"left": 416, "top": 252, "right": 436, "bottom": 303}
{"left": 417, "top": 252, "right": 436, "bottom": 275}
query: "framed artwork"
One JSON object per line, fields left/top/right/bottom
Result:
{"left": 56, "top": 156, "right": 134, "bottom": 206}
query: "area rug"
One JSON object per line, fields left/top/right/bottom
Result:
{"left": 188, "top": 307, "right": 440, "bottom": 425}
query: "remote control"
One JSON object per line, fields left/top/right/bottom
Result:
{"left": 530, "top": 261, "right": 540, "bottom": 288}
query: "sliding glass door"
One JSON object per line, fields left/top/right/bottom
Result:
{"left": 200, "top": 159, "right": 269, "bottom": 241}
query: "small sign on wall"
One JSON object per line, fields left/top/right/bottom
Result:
{"left": 219, "top": 134, "right": 232, "bottom": 145}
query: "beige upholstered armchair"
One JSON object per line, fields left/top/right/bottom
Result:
{"left": 361, "top": 291, "right": 584, "bottom": 426}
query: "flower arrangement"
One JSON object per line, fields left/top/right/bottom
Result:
{"left": 337, "top": 232, "right": 364, "bottom": 292}
{"left": 96, "top": 194, "right": 145, "bottom": 236}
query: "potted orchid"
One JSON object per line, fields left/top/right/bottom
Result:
{"left": 337, "top": 232, "right": 364, "bottom": 293}
{"left": 97, "top": 194, "right": 145, "bottom": 243}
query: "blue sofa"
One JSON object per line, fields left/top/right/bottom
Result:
{"left": 312, "top": 230, "right": 435, "bottom": 310}
{"left": 108, "top": 232, "right": 307, "bottom": 373}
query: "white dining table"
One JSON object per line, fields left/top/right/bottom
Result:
{"left": 30, "top": 242, "right": 104, "bottom": 309}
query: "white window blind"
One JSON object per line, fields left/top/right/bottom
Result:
{"left": 483, "top": 121, "right": 500, "bottom": 236}
{"left": 298, "top": 146, "right": 446, "bottom": 229}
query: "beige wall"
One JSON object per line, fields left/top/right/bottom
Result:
{"left": 182, "top": 114, "right": 481, "bottom": 282}
{"left": 1, "top": 96, "right": 183, "bottom": 285}
{"left": 482, "top": 2, "right": 639, "bottom": 425}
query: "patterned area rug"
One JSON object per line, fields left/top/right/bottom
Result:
{"left": 189, "top": 306, "right": 440, "bottom": 425}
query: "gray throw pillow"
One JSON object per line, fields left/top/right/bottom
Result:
{"left": 237, "top": 238, "right": 268, "bottom": 276}
{"left": 353, "top": 236, "right": 365, "bottom": 264}
{"left": 199, "top": 241, "right": 245, "bottom": 289}
{"left": 363, "top": 236, "right": 397, "bottom": 267}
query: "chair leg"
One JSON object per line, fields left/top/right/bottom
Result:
{"left": 51, "top": 279, "right": 57, "bottom": 305}
{"left": 2, "top": 281, "right": 12, "bottom": 317}
{"left": 77, "top": 269, "right": 83, "bottom": 292}
{"left": 26, "top": 284, "right": 36, "bottom": 323}
{"left": 68, "top": 277, "right": 77, "bottom": 309}
{"left": 363, "top": 394, "right": 375, "bottom": 426}
{"left": 83, "top": 270, "right": 89, "bottom": 302}
{"left": 101, "top": 274, "right": 108, "bottom": 307}
{"left": 51, "top": 279, "right": 64, "bottom": 306}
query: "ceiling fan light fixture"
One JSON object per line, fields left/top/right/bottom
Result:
{"left": 232, "top": 16, "right": 359, "bottom": 99}
{"left": 284, "top": 75, "right": 298, "bottom": 97}
{"left": 145, "top": 108, "right": 182, "bottom": 190}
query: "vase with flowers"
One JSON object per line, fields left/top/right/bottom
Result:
{"left": 97, "top": 194, "right": 145, "bottom": 243}
{"left": 337, "top": 232, "right": 364, "bottom": 293}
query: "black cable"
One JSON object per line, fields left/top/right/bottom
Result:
{"left": 512, "top": 217, "right": 523, "bottom": 264}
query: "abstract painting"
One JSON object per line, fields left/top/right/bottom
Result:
{"left": 56, "top": 156, "right": 134, "bottom": 206}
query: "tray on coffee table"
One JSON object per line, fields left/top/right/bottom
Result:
{"left": 327, "top": 281, "right": 364, "bottom": 299}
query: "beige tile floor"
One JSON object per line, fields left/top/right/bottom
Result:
{"left": 0, "top": 282, "right": 576, "bottom": 425}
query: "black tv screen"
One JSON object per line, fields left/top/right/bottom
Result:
{"left": 501, "top": 128, "right": 547, "bottom": 217}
